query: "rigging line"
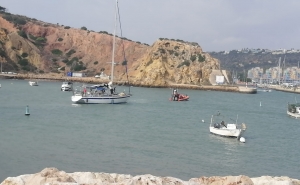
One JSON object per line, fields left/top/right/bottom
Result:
{"left": 116, "top": 0, "right": 131, "bottom": 94}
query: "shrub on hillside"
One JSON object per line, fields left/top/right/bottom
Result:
{"left": 17, "top": 31, "right": 27, "bottom": 39}
{"left": 198, "top": 54, "right": 205, "bottom": 62}
{"left": 81, "top": 26, "right": 87, "bottom": 30}
{"left": 18, "top": 59, "right": 29, "bottom": 66}
{"left": 21, "top": 53, "right": 28, "bottom": 58}
{"left": 15, "top": 18, "right": 26, "bottom": 25}
{"left": 2, "top": 14, "right": 13, "bottom": 21}
{"left": 99, "top": 31, "right": 108, "bottom": 34}
{"left": 21, "top": 66, "right": 30, "bottom": 71}
{"left": 36, "top": 37, "right": 47, "bottom": 43}
{"left": 177, "top": 60, "right": 190, "bottom": 68}
{"left": 0, "top": 48, "right": 6, "bottom": 57}
{"left": 66, "top": 49, "right": 76, "bottom": 57}
{"left": 51, "top": 49, "right": 63, "bottom": 55}
{"left": 122, "top": 60, "right": 127, "bottom": 66}
{"left": 146, "top": 59, "right": 153, "bottom": 66}
{"left": 190, "top": 55, "right": 196, "bottom": 62}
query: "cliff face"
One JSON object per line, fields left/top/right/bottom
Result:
{"left": 0, "top": 13, "right": 221, "bottom": 86}
{"left": 125, "top": 40, "right": 220, "bottom": 86}
{"left": 0, "top": 15, "right": 148, "bottom": 77}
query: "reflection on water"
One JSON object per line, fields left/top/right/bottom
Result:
{"left": 209, "top": 133, "right": 240, "bottom": 145}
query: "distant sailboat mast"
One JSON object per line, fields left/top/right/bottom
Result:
{"left": 297, "top": 61, "right": 299, "bottom": 83}
{"left": 282, "top": 55, "right": 286, "bottom": 83}
{"left": 278, "top": 57, "right": 281, "bottom": 84}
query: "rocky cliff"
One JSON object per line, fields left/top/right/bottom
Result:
{"left": 0, "top": 12, "right": 221, "bottom": 86}
{"left": 1, "top": 168, "right": 299, "bottom": 185}
{"left": 126, "top": 40, "right": 220, "bottom": 86}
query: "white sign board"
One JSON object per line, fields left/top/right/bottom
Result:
{"left": 216, "top": 75, "right": 224, "bottom": 84}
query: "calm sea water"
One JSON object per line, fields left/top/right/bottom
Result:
{"left": 0, "top": 79, "right": 299, "bottom": 182}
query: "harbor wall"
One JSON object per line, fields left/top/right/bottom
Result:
{"left": 9, "top": 73, "right": 257, "bottom": 93}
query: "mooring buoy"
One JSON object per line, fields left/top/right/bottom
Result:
{"left": 25, "top": 105, "right": 30, "bottom": 116}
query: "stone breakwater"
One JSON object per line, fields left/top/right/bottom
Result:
{"left": 7, "top": 73, "right": 256, "bottom": 93}
{"left": 1, "top": 168, "right": 299, "bottom": 185}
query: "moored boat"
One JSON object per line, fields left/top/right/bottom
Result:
{"left": 71, "top": 0, "right": 130, "bottom": 104}
{"left": 29, "top": 81, "right": 38, "bottom": 86}
{"left": 169, "top": 89, "right": 189, "bottom": 101}
{"left": 61, "top": 81, "right": 73, "bottom": 91}
{"left": 209, "top": 113, "right": 246, "bottom": 142}
{"left": 71, "top": 83, "right": 129, "bottom": 104}
{"left": 287, "top": 103, "right": 300, "bottom": 119}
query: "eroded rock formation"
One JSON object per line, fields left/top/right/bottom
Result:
{"left": 1, "top": 168, "right": 299, "bottom": 185}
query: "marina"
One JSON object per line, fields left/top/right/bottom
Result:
{"left": 0, "top": 79, "right": 299, "bottom": 182}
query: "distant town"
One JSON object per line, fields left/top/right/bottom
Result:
{"left": 209, "top": 48, "right": 300, "bottom": 85}
{"left": 212, "top": 48, "right": 300, "bottom": 55}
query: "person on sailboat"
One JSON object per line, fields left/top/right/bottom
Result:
{"left": 108, "top": 81, "right": 114, "bottom": 95}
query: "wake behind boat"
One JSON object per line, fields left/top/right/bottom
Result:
{"left": 287, "top": 102, "right": 300, "bottom": 119}
{"left": 209, "top": 112, "right": 246, "bottom": 142}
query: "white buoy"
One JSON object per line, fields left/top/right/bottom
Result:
{"left": 25, "top": 105, "right": 30, "bottom": 116}
{"left": 202, "top": 120, "right": 205, "bottom": 123}
{"left": 239, "top": 137, "right": 246, "bottom": 143}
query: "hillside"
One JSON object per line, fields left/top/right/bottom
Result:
{"left": 209, "top": 50, "right": 300, "bottom": 73}
{"left": 0, "top": 10, "right": 221, "bottom": 86}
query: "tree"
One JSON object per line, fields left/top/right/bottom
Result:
{"left": 0, "top": 6, "right": 6, "bottom": 12}
{"left": 81, "top": 26, "right": 87, "bottom": 30}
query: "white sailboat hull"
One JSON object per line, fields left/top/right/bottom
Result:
{"left": 71, "top": 94, "right": 130, "bottom": 104}
{"left": 209, "top": 126, "right": 243, "bottom": 137}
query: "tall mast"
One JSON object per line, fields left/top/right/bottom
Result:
{"left": 297, "top": 61, "right": 299, "bottom": 83}
{"left": 278, "top": 57, "right": 281, "bottom": 84}
{"left": 282, "top": 55, "right": 286, "bottom": 83}
{"left": 111, "top": 0, "right": 118, "bottom": 83}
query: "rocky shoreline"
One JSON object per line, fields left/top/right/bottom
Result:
{"left": 1, "top": 168, "right": 299, "bottom": 185}
{"left": 3, "top": 73, "right": 257, "bottom": 94}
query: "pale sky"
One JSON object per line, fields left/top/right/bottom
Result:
{"left": 1, "top": 0, "right": 300, "bottom": 52}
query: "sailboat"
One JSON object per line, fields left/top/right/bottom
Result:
{"left": 71, "top": 0, "right": 130, "bottom": 104}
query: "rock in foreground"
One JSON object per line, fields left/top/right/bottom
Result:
{"left": 1, "top": 168, "right": 299, "bottom": 185}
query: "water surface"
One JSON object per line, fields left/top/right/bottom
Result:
{"left": 0, "top": 79, "right": 299, "bottom": 182}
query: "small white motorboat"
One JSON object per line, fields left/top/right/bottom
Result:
{"left": 29, "top": 81, "right": 38, "bottom": 86}
{"left": 287, "top": 103, "right": 300, "bottom": 119}
{"left": 209, "top": 113, "right": 246, "bottom": 142}
{"left": 61, "top": 81, "right": 73, "bottom": 91}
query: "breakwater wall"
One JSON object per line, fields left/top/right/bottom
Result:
{"left": 1, "top": 168, "right": 299, "bottom": 185}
